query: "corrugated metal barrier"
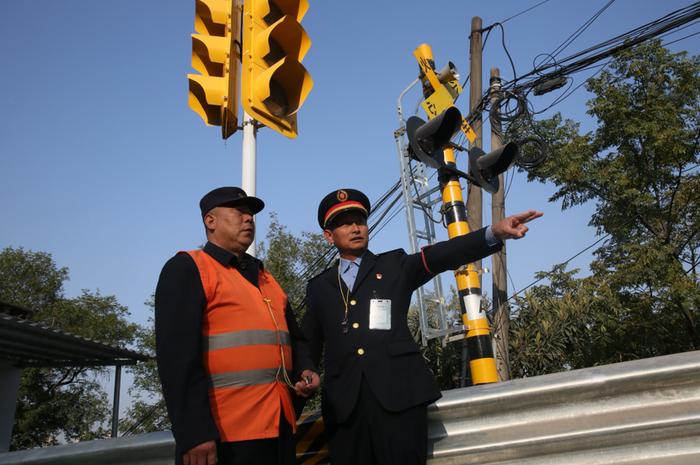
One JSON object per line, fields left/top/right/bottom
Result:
{"left": 428, "top": 350, "right": 700, "bottom": 465}
{"left": 0, "top": 350, "right": 698, "bottom": 465}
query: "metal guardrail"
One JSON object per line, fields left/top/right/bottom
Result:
{"left": 428, "top": 350, "right": 700, "bottom": 465}
{"left": 0, "top": 430, "right": 174, "bottom": 465}
{"left": 1, "top": 350, "right": 698, "bottom": 465}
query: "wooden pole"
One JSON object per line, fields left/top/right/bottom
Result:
{"left": 490, "top": 68, "right": 510, "bottom": 381}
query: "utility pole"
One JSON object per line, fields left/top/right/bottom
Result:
{"left": 462, "top": 16, "right": 483, "bottom": 387}
{"left": 490, "top": 68, "right": 510, "bottom": 381}
{"left": 467, "top": 17, "right": 483, "bottom": 244}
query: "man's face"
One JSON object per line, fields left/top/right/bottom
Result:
{"left": 324, "top": 210, "right": 369, "bottom": 257}
{"left": 204, "top": 204, "right": 255, "bottom": 255}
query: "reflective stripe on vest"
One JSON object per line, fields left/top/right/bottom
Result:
{"left": 209, "top": 367, "right": 293, "bottom": 389}
{"left": 206, "top": 329, "right": 292, "bottom": 351}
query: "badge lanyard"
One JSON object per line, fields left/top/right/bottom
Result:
{"left": 337, "top": 266, "right": 351, "bottom": 334}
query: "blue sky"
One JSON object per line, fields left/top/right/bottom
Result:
{"left": 1, "top": 0, "right": 697, "bottom": 334}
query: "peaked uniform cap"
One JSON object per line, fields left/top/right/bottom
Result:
{"left": 317, "top": 189, "right": 371, "bottom": 229}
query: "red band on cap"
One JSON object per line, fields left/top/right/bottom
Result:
{"left": 323, "top": 201, "right": 367, "bottom": 227}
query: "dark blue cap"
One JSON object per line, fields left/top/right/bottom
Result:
{"left": 199, "top": 187, "right": 265, "bottom": 217}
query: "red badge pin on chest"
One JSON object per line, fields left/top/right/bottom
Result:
{"left": 376, "top": 273, "right": 383, "bottom": 280}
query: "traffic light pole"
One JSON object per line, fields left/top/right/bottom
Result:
{"left": 242, "top": 110, "right": 257, "bottom": 256}
{"left": 490, "top": 69, "right": 510, "bottom": 381}
{"left": 439, "top": 147, "right": 497, "bottom": 386}
{"left": 410, "top": 42, "right": 498, "bottom": 386}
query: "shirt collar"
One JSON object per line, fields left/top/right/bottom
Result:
{"left": 339, "top": 253, "right": 363, "bottom": 273}
{"left": 203, "top": 241, "right": 263, "bottom": 270}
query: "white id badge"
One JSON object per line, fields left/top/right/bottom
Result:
{"left": 369, "top": 299, "right": 392, "bottom": 330}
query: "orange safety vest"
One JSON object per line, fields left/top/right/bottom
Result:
{"left": 185, "top": 250, "right": 296, "bottom": 442}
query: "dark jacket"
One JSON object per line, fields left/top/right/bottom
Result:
{"left": 302, "top": 227, "right": 502, "bottom": 424}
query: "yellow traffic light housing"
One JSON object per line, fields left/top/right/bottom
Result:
{"left": 188, "top": 0, "right": 238, "bottom": 139}
{"left": 242, "top": 0, "right": 313, "bottom": 138}
{"left": 413, "top": 44, "right": 476, "bottom": 144}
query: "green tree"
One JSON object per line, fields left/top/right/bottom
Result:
{"left": 408, "top": 289, "right": 469, "bottom": 390}
{"left": 120, "top": 302, "right": 170, "bottom": 435}
{"left": 0, "top": 247, "right": 66, "bottom": 311}
{"left": 258, "top": 212, "right": 329, "bottom": 310}
{"left": 508, "top": 265, "right": 622, "bottom": 377}
{"left": 258, "top": 213, "right": 329, "bottom": 412}
{"left": 0, "top": 246, "right": 141, "bottom": 449}
{"left": 508, "top": 41, "right": 699, "bottom": 377}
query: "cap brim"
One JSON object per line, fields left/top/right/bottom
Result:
{"left": 210, "top": 196, "right": 265, "bottom": 215}
{"left": 324, "top": 205, "right": 368, "bottom": 229}
{"left": 232, "top": 197, "right": 265, "bottom": 214}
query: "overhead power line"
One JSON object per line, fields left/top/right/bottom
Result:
{"left": 504, "top": 2, "right": 700, "bottom": 94}
{"left": 499, "top": 0, "right": 553, "bottom": 25}
{"left": 548, "top": 0, "right": 616, "bottom": 61}
{"left": 500, "top": 234, "right": 611, "bottom": 309}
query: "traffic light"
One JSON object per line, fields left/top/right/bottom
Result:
{"left": 407, "top": 108, "right": 518, "bottom": 193}
{"left": 241, "top": 0, "right": 313, "bottom": 138}
{"left": 468, "top": 143, "right": 519, "bottom": 194}
{"left": 188, "top": 0, "right": 238, "bottom": 139}
{"left": 406, "top": 106, "right": 463, "bottom": 169}
{"left": 413, "top": 43, "right": 475, "bottom": 143}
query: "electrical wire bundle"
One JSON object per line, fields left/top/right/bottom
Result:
{"left": 454, "top": 1, "right": 700, "bottom": 173}
{"left": 504, "top": 2, "right": 700, "bottom": 97}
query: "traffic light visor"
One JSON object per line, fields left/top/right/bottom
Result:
{"left": 406, "top": 106, "right": 462, "bottom": 169}
{"left": 468, "top": 142, "right": 519, "bottom": 193}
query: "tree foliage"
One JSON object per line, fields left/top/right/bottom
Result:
{"left": 0, "top": 247, "right": 67, "bottom": 311}
{"left": 0, "top": 246, "right": 140, "bottom": 449}
{"left": 508, "top": 41, "right": 699, "bottom": 377}
{"left": 258, "top": 212, "right": 328, "bottom": 310}
{"left": 258, "top": 213, "right": 328, "bottom": 412}
{"left": 408, "top": 289, "right": 474, "bottom": 390}
{"left": 120, "top": 302, "right": 170, "bottom": 436}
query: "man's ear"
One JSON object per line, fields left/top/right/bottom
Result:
{"left": 323, "top": 229, "right": 334, "bottom": 245}
{"left": 203, "top": 210, "right": 217, "bottom": 231}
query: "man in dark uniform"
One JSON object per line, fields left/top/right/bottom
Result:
{"left": 155, "top": 187, "right": 320, "bottom": 465}
{"left": 302, "top": 188, "right": 541, "bottom": 465}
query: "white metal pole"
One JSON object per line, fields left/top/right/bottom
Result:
{"left": 242, "top": 110, "right": 257, "bottom": 256}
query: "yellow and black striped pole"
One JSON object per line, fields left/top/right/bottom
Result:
{"left": 414, "top": 43, "right": 498, "bottom": 385}
{"left": 440, "top": 148, "right": 498, "bottom": 385}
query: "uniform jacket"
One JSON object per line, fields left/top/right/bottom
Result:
{"left": 302, "top": 227, "right": 502, "bottom": 424}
